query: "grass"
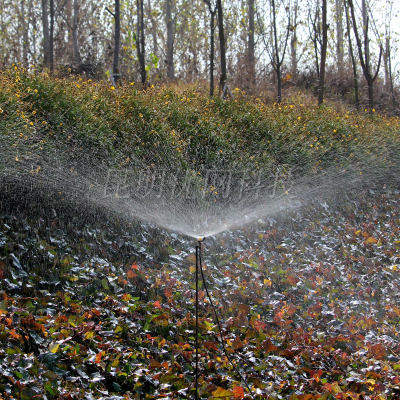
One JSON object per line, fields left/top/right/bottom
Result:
{"left": 1, "top": 66, "right": 399, "bottom": 176}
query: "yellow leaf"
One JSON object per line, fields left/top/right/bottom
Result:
{"left": 189, "top": 265, "right": 196, "bottom": 273}
{"left": 49, "top": 342, "right": 60, "bottom": 353}
{"left": 112, "top": 355, "right": 121, "bottom": 368}
{"left": 212, "top": 387, "right": 234, "bottom": 398}
{"left": 365, "top": 237, "right": 378, "bottom": 244}
{"left": 264, "top": 279, "right": 272, "bottom": 286}
{"left": 331, "top": 382, "right": 342, "bottom": 393}
{"left": 84, "top": 331, "right": 95, "bottom": 339}
{"left": 355, "top": 229, "right": 361, "bottom": 235}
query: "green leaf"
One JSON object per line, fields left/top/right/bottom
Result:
{"left": 44, "top": 381, "right": 59, "bottom": 397}
{"left": 101, "top": 278, "right": 109, "bottom": 290}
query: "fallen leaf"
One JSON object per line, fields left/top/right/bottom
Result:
{"left": 212, "top": 387, "right": 233, "bottom": 398}
{"left": 232, "top": 385, "right": 244, "bottom": 399}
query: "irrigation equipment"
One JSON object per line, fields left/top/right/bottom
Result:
{"left": 194, "top": 237, "right": 203, "bottom": 399}
{"left": 193, "top": 236, "right": 255, "bottom": 399}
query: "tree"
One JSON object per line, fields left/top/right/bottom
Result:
{"left": 347, "top": 0, "right": 382, "bottom": 111}
{"left": 72, "top": 0, "right": 80, "bottom": 68}
{"left": 247, "top": 0, "right": 256, "bottom": 89}
{"left": 216, "top": 0, "right": 228, "bottom": 97}
{"left": 106, "top": 0, "right": 121, "bottom": 83}
{"left": 258, "top": 0, "right": 290, "bottom": 103}
{"left": 147, "top": 0, "right": 159, "bottom": 59}
{"left": 382, "top": 0, "right": 395, "bottom": 108}
{"left": 344, "top": 0, "right": 359, "bottom": 108}
{"left": 290, "top": 0, "right": 299, "bottom": 79}
{"left": 165, "top": 0, "right": 175, "bottom": 80}
{"left": 136, "top": 0, "right": 146, "bottom": 84}
{"left": 335, "top": 0, "right": 344, "bottom": 76}
{"left": 41, "top": 0, "right": 50, "bottom": 69}
{"left": 307, "top": 0, "right": 328, "bottom": 104}
{"left": 113, "top": 0, "right": 121, "bottom": 83}
{"left": 307, "top": 0, "right": 321, "bottom": 80}
{"left": 19, "top": 0, "right": 29, "bottom": 67}
{"left": 49, "top": 0, "right": 54, "bottom": 73}
{"left": 203, "top": 0, "right": 217, "bottom": 96}
{"left": 317, "top": 0, "right": 328, "bottom": 105}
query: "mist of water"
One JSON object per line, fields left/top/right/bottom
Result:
{"left": 1, "top": 133, "right": 399, "bottom": 239}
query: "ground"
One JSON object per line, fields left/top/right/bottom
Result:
{"left": 0, "top": 188, "right": 399, "bottom": 399}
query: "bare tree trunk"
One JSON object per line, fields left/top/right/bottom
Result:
{"left": 19, "top": 0, "right": 29, "bottom": 67}
{"left": 29, "top": 0, "right": 37, "bottom": 65}
{"left": 247, "top": 0, "right": 255, "bottom": 89}
{"left": 308, "top": 4, "right": 320, "bottom": 80}
{"left": 113, "top": 0, "right": 121, "bottom": 83}
{"left": 72, "top": 0, "right": 80, "bottom": 67}
{"left": 204, "top": 0, "right": 217, "bottom": 96}
{"left": 290, "top": 0, "right": 298, "bottom": 78}
{"left": 348, "top": 0, "right": 382, "bottom": 111}
{"left": 147, "top": 0, "right": 159, "bottom": 57}
{"left": 165, "top": 0, "right": 175, "bottom": 80}
{"left": 271, "top": 0, "right": 282, "bottom": 102}
{"left": 41, "top": 0, "right": 50, "bottom": 69}
{"left": 64, "top": 0, "right": 73, "bottom": 63}
{"left": 136, "top": 0, "right": 146, "bottom": 84}
{"left": 361, "top": 0, "right": 369, "bottom": 69}
{"left": 49, "top": 0, "right": 54, "bottom": 73}
{"left": 317, "top": 0, "right": 328, "bottom": 105}
{"left": 361, "top": 0, "right": 373, "bottom": 109}
{"left": 210, "top": 9, "right": 216, "bottom": 95}
{"left": 336, "top": 0, "right": 344, "bottom": 75}
{"left": 383, "top": 39, "right": 389, "bottom": 89}
{"left": 216, "top": 0, "right": 227, "bottom": 96}
{"left": 344, "top": 0, "right": 359, "bottom": 108}
{"left": 382, "top": 37, "right": 395, "bottom": 108}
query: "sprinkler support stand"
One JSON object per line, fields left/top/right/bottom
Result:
{"left": 195, "top": 237, "right": 204, "bottom": 400}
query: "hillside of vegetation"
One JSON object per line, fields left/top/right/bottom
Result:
{"left": 0, "top": 69, "right": 400, "bottom": 399}
{"left": 1, "top": 67, "right": 399, "bottom": 174}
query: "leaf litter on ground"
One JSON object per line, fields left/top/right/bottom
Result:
{"left": 0, "top": 188, "right": 399, "bottom": 399}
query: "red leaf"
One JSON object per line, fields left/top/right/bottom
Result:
{"left": 154, "top": 300, "right": 162, "bottom": 309}
{"left": 253, "top": 319, "right": 266, "bottom": 332}
{"left": 311, "top": 369, "right": 323, "bottom": 382}
{"left": 233, "top": 385, "right": 245, "bottom": 399}
{"left": 287, "top": 274, "right": 299, "bottom": 286}
{"left": 95, "top": 351, "right": 104, "bottom": 364}
{"left": 91, "top": 308, "right": 101, "bottom": 317}
{"left": 368, "top": 343, "right": 386, "bottom": 360}
{"left": 127, "top": 269, "right": 136, "bottom": 279}
{"left": 262, "top": 339, "right": 278, "bottom": 353}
